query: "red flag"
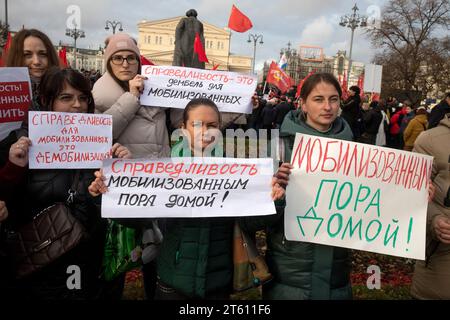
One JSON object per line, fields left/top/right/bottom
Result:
{"left": 140, "top": 55, "right": 155, "bottom": 65}
{"left": 296, "top": 71, "right": 314, "bottom": 98}
{"left": 58, "top": 47, "right": 68, "bottom": 67}
{"left": 358, "top": 74, "right": 364, "bottom": 98}
{"left": 193, "top": 32, "right": 209, "bottom": 63}
{"left": 228, "top": 5, "right": 253, "bottom": 33}
{"left": 266, "top": 61, "right": 292, "bottom": 93}
{"left": 371, "top": 93, "right": 380, "bottom": 102}
{"left": 0, "top": 32, "right": 12, "bottom": 67}
{"left": 212, "top": 64, "right": 220, "bottom": 70}
{"left": 341, "top": 71, "right": 349, "bottom": 101}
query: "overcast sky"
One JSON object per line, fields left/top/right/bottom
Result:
{"left": 2, "top": 0, "right": 388, "bottom": 70}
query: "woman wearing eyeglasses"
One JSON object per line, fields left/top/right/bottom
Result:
{"left": 92, "top": 33, "right": 170, "bottom": 300}
{"left": 93, "top": 33, "right": 170, "bottom": 159}
{"left": 0, "top": 67, "right": 131, "bottom": 300}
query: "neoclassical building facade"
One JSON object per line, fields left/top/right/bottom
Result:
{"left": 137, "top": 17, "right": 252, "bottom": 74}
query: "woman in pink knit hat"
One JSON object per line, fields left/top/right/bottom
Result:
{"left": 93, "top": 33, "right": 170, "bottom": 158}
{"left": 92, "top": 33, "right": 170, "bottom": 300}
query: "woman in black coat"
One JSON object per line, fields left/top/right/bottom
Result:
{"left": 341, "top": 86, "right": 362, "bottom": 139}
{"left": 0, "top": 68, "right": 130, "bottom": 300}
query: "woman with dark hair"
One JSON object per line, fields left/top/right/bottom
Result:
{"left": 241, "top": 73, "right": 354, "bottom": 300}
{"left": 0, "top": 67, "right": 130, "bottom": 299}
{"left": 6, "top": 28, "right": 60, "bottom": 100}
{"left": 39, "top": 67, "right": 96, "bottom": 113}
{"left": 0, "top": 29, "right": 60, "bottom": 164}
{"left": 360, "top": 100, "right": 383, "bottom": 145}
{"left": 341, "top": 85, "right": 362, "bottom": 140}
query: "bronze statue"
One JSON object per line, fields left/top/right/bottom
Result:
{"left": 173, "top": 9, "right": 205, "bottom": 69}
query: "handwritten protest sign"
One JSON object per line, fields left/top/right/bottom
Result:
{"left": 140, "top": 65, "right": 257, "bottom": 114}
{"left": 101, "top": 157, "right": 275, "bottom": 218}
{"left": 28, "top": 111, "right": 113, "bottom": 169}
{"left": 0, "top": 67, "right": 32, "bottom": 140}
{"left": 285, "top": 133, "right": 433, "bottom": 260}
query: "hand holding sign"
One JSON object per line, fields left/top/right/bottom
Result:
{"left": 271, "top": 177, "right": 285, "bottom": 201}
{"left": 111, "top": 143, "right": 132, "bottom": 159}
{"left": 273, "top": 163, "right": 294, "bottom": 188}
{"left": 434, "top": 217, "right": 450, "bottom": 244}
{"left": 88, "top": 170, "right": 108, "bottom": 197}
{"left": 88, "top": 143, "right": 132, "bottom": 197}
{"left": 9, "top": 136, "right": 32, "bottom": 167}
{"left": 129, "top": 75, "right": 147, "bottom": 98}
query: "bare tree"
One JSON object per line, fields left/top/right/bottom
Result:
{"left": 368, "top": 0, "right": 449, "bottom": 104}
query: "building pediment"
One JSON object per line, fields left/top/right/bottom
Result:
{"left": 138, "top": 15, "right": 249, "bottom": 73}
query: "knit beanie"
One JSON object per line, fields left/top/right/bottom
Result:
{"left": 104, "top": 33, "right": 140, "bottom": 63}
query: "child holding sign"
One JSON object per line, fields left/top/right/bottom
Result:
{"left": 89, "top": 98, "right": 285, "bottom": 299}
{"left": 0, "top": 68, "right": 131, "bottom": 300}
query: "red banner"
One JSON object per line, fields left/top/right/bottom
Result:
{"left": 58, "top": 47, "right": 68, "bottom": 67}
{"left": 358, "top": 75, "right": 365, "bottom": 98}
{"left": 341, "top": 72, "right": 349, "bottom": 101}
{"left": 228, "top": 5, "right": 253, "bottom": 33}
{"left": 0, "top": 32, "right": 11, "bottom": 67}
{"left": 140, "top": 55, "right": 155, "bottom": 66}
{"left": 266, "top": 61, "right": 292, "bottom": 93}
{"left": 296, "top": 71, "right": 314, "bottom": 98}
{"left": 0, "top": 81, "right": 31, "bottom": 123}
{"left": 194, "top": 32, "right": 209, "bottom": 63}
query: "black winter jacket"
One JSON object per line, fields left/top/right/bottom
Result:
{"left": 341, "top": 95, "right": 362, "bottom": 127}
{"left": 0, "top": 130, "right": 106, "bottom": 300}
{"left": 362, "top": 109, "right": 383, "bottom": 135}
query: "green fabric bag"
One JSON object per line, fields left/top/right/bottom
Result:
{"left": 102, "top": 219, "right": 142, "bottom": 281}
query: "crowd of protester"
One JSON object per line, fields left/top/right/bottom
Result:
{"left": 0, "top": 28, "right": 449, "bottom": 301}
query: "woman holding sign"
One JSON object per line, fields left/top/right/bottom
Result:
{"left": 241, "top": 73, "right": 354, "bottom": 300}
{"left": 92, "top": 33, "right": 170, "bottom": 158}
{"left": 2, "top": 67, "right": 131, "bottom": 300}
{"left": 6, "top": 28, "right": 60, "bottom": 103}
{"left": 93, "top": 33, "right": 171, "bottom": 300}
{"left": 0, "top": 29, "right": 60, "bottom": 163}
